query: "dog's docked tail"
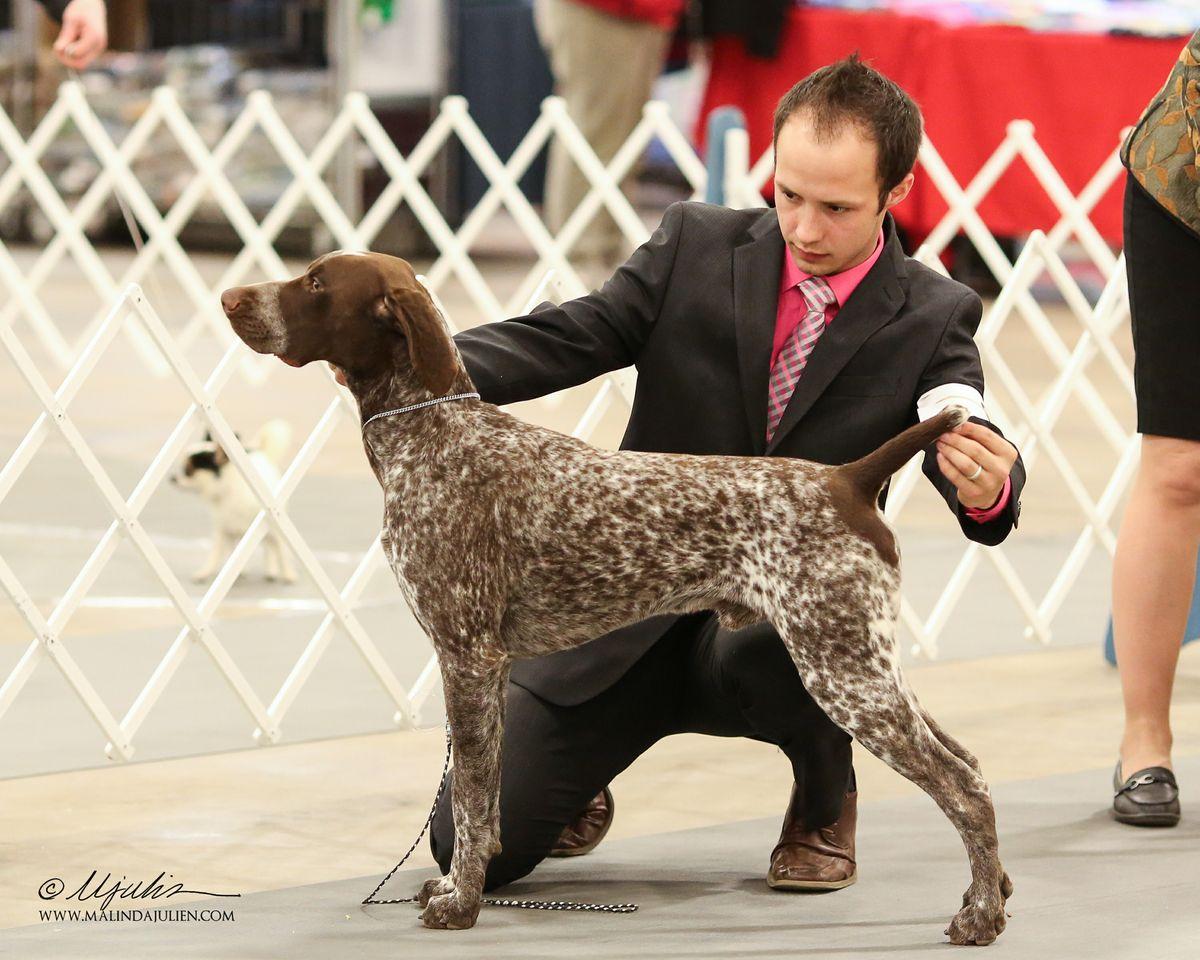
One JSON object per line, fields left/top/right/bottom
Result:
{"left": 837, "top": 406, "right": 968, "bottom": 503}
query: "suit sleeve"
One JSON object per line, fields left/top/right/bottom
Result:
{"left": 453, "top": 201, "right": 686, "bottom": 406}
{"left": 39, "top": 0, "right": 70, "bottom": 21}
{"left": 916, "top": 291, "right": 1026, "bottom": 546}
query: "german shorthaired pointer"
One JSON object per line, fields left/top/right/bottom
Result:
{"left": 222, "top": 252, "right": 1012, "bottom": 944}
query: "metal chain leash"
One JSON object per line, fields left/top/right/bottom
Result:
{"left": 361, "top": 721, "right": 638, "bottom": 914}
{"left": 361, "top": 393, "right": 481, "bottom": 429}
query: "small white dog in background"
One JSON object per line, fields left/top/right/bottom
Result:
{"left": 171, "top": 419, "right": 297, "bottom": 584}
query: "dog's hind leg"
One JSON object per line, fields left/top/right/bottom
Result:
{"left": 773, "top": 602, "right": 1009, "bottom": 946}
{"left": 915, "top": 706, "right": 1014, "bottom": 905}
{"left": 263, "top": 535, "right": 280, "bottom": 581}
{"left": 264, "top": 533, "right": 296, "bottom": 583}
{"left": 418, "top": 652, "right": 510, "bottom": 930}
{"left": 920, "top": 707, "right": 983, "bottom": 776}
{"left": 278, "top": 541, "right": 297, "bottom": 583}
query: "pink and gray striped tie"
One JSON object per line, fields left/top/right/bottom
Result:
{"left": 765, "top": 275, "right": 836, "bottom": 443}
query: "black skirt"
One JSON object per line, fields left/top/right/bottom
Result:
{"left": 1123, "top": 172, "right": 1200, "bottom": 442}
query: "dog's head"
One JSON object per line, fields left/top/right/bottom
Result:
{"left": 170, "top": 432, "right": 232, "bottom": 498}
{"left": 220, "top": 252, "right": 460, "bottom": 395}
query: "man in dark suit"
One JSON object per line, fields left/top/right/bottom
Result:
{"left": 429, "top": 54, "right": 1025, "bottom": 893}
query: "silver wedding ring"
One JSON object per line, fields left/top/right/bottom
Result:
{"left": 967, "top": 463, "right": 983, "bottom": 481}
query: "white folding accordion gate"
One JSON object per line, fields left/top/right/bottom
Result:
{"left": 0, "top": 84, "right": 1134, "bottom": 762}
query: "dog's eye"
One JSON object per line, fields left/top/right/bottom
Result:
{"left": 310, "top": 276, "right": 322, "bottom": 292}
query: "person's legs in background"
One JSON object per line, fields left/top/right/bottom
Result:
{"left": 1110, "top": 172, "right": 1200, "bottom": 824}
{"left": 1112, "top": 434, "right": 1200, "bottom": 776}
{"left": 533, "top": 0, "right": 672, "bottom": 262}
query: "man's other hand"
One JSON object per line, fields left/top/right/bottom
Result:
{"left": 53, "top": 0, "right": 107, "bottom": 70}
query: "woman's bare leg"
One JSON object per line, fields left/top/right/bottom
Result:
{"left": 1112, "top": 434, "right": 1200, "bottom": 774}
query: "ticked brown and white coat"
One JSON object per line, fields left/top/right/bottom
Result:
{"left": 222, "top": 251, "right": 1011, "bottom": 945}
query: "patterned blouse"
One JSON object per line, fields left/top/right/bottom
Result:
{"left": 1122, "top": 29, "right": 1200, "bottom": 237}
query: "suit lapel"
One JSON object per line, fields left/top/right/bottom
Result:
{"left": 733, "top": 213, "right": 786, "bottom": 455}
{"left": 763, "top": 217, "right": 909, "bottom": 456}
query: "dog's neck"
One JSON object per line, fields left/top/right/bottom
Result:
{"left": 345, "top": 344, "right": 478, "bottom": 481}
{"left": 347, "top": 341, "right": 475, "bottom": 422}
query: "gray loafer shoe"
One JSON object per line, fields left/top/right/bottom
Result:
{"left": 1112, "top": 763, "right": 1180, "bottom": 827}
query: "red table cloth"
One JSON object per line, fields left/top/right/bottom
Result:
{"left": 699, "top": 7, "right": 1186, "bottom": 244}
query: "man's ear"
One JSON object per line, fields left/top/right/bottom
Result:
{"left": 383, "top": 283, "right": 458, "bottom": 395}
{"left": 884, "top": 171, "right": 915, "bottom": 212}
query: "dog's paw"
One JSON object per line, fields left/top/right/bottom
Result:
{"left": 419, "top": 891, "right": 480, "bottom": 930}
{"left": 946, "top": 886, "right": 1008, "bottom": 946}
{"left": 417, "top": 876, "right": 454, "bottom": 908}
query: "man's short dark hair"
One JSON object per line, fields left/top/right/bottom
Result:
{"left": 773, "top": 53, "right": 923, "bottom": 210}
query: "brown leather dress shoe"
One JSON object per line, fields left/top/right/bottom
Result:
{"left": 548, "top": 786, "right": 614, "bottom": 858}
{"left": 767, "top": 785, "right": 857, "bottom": 890}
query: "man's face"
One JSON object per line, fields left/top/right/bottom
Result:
{"left": 773, "top": 112, "right": 913, "bottom": 277}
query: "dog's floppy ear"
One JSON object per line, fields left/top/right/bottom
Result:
{"left": 383, "top": 283, "right": 458, "bottom": 395}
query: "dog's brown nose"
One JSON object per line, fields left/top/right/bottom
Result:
{"left": 220, "top": 290, "right": 240, "bottom": 315}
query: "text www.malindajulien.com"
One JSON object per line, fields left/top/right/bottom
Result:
{"left": 39, "top": 908, "right": 236, "bottom": 923}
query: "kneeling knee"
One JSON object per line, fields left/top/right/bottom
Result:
{"left": 429, "top": 806, "right": 454, "bottom": 876}
{"left": 428, "top": 805, "right": 551, "bottom": 891}
{"left": 483, "top": 852, "right": 543, "bottom": 892}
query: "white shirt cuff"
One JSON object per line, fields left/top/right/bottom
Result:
{"left": 917, "top": 382, "right": 988, "bottom": 424}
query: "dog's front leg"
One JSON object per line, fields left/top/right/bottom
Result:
{"left": 418, "top": 656, "right": 509, "bottom": 930}
{"left": 192, "top": 531, "right": 231, "bottom": 582}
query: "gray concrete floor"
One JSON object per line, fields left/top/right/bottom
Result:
{"left": 7, "top": 756, "right": 1198, "bottom": 958}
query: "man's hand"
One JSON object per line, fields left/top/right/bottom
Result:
{"left": 935, "top": 420, "right": 1017, "bottom": 511}
{"left": 53, "top": 0, "right": 107, "bottom": 70}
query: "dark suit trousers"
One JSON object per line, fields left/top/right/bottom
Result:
{"left": 428, "top": 612, "right": 854, "bottom": 890}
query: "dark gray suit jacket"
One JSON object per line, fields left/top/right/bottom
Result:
{"left": 455, "top": 201, "right": 1025, "bottom": 705}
